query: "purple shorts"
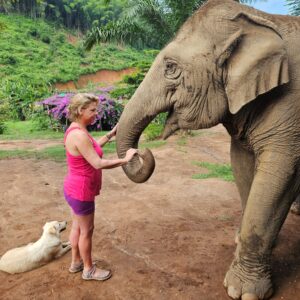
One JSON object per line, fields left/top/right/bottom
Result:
{"left": 64, "top": 191, "right": 95, "bottom": 216}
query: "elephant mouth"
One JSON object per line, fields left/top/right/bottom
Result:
{"left": 162, "top": 108, "right": 180, "bottom": 139}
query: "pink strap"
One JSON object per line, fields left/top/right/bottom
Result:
{"left": 64, "top": 127, "right": 94, "bottom": 144}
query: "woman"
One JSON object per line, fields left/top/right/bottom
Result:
{"left": 64, "top": 93, "right": 137, "bottom": 281}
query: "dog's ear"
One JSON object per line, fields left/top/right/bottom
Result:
{"left": 48, "top": 225, "right": 57, "bottom": 235}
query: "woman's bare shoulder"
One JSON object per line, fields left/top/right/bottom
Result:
{"left": 66, "top": 128, "right": 89, "bottom": 144}
{"left": 70, "top": 129, "right": 90, "bottom": 141}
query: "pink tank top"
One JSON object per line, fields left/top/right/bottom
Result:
{"left": 63, "top": 127, "right": 103, "bottom": 201}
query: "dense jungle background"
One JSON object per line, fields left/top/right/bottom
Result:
{"left": 0, "top": 0, "right": 299, "bottom": 140}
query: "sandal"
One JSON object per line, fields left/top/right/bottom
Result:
{"left": 82, "top": 264, "right": 112, "bottom": 281}
{"left": 69, "top": 260, "right": 98, "bottom": 273}
{"left": 69, "top": 261, "right": 84, "bottom": 273}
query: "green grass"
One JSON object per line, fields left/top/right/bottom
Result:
{"left": 0, "top": 138, "right": 166, "bottom": 161}
{"left": 192, "top": 161, "right": 234, "bottom": 182}
{"left": 34, "top": 145, "right": 66, "bottom": 161}
{"left": 143, "top": 123, "right": 164, "bottom": 141}
{"left": 141, "top": 140, "right": 166, "bottom": 149}
{"left": 0, "top": 149, "right": 33, "bottom": 159}
{"left": 0, "top": 120, "right": 64, "bottom": 140}
{"left": 0, "top": 145, "right": 65, "bottom": 161}
{"left": 0, "top": 120, "right": 115, "bottom": 140}
{"left": 1, "top": 119, "right": 166, "bottom": 142}
{"left": 177, "top": 136, "right": 187, "bottom": 146}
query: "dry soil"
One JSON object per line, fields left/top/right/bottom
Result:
{"left": 0, "top": 125, "right": 299, "bottom": 300}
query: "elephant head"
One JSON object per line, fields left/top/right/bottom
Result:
{"left": 116, "top": 0, "right": 289, "bottom": 183}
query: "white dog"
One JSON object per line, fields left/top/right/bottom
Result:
{"left": 0, "top": 221, "right": 71, "bottom": 274}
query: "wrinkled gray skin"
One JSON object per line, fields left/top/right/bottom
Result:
{"left": 116, "top": 0, "right": 300, "bottom": 299}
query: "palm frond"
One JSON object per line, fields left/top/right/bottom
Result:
{"left": 84, "top": 18, "right": 154, "bottom": 50}
{"left": 84, "top": 0, "right": 176, "bottom": 50}
{"left": 124, "top": 0, "right": 173, "bottom": 37}
{"left": 286, "top": 0, "right": 300, "bottom": 16}
{"left": 86, "top": 0, "right": 266, "bottom": 50}
{"left": 165, "top": 0, "right": 207, "bottom": 30}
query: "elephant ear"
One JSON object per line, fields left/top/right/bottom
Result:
{"left": 218, "top": 12, "right": 289, "bottom": 114}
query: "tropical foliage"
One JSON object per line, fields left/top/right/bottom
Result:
{"left": 84, "top": 0, "right": 266, "bottom": 50}
{"left": 0, "top": 0, "right": 127, "bottom": 31}
{"left": 109, "top": 59, "right": 155, "bottom": 99}
{"left": 286, "top": 0, "right": 300, "bottom": 15}
{"left": 0, "top": 13, "right": 155, "bottom": 123}
{"left": 85, "top": 0, "right": 208, "bottom": 50}
{"left": 0, "top": 0, "right": 270, "bottom": 39}
{"left": 1, "top": 0, "right": 295, "bottom": 135}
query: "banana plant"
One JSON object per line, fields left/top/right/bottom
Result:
{"left": 84, "top": 0, "right": 208, "bottom": 50}
{"left": 84, "top": 0, "right": 264, "bottom": 50}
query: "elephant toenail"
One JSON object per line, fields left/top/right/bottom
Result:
{"left": 241, "top": 293, "right": 259, "bottom": 300}
{"left": 264, "top": 287, "right": 274, "bottom": 299}
{"left": 223, "top": 277, "right": 228, "bottom": 288}
{"left": 227, "top": 286, "right": 241, "bottom": 299}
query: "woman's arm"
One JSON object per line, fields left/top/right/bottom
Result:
{"left": 98, "top": 132, "right": 113, "bottom": 147}
{"left": 75, "top": 131, "right": 136, "bottom": 169}
{"left": 98, "top": 123, "right": 118, "bottom": 147}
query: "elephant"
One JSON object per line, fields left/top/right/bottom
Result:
{"left": 116, "top": 0, "right": 300, "bottom": 299}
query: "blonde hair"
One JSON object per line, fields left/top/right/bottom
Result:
{"left": 67, "top": 93, "right": 99, "bottom": 122}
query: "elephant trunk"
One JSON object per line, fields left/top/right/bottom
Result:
{"left": 116, "top": 74, "right": 168, "bottom": 183}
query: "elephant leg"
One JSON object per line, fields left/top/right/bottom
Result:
{"left": 230, "top": 138, "right": 255, "bottom": 243}
{"left": 290, "top": 194, "right": 300, "bottom": 215}
{"left": 224, "top": 151, "right": 296, "bottom": 300}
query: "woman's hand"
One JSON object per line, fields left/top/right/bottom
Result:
{"left": 125, "top": 148, "right": 138, "bottom": 162}
{"left": 110, "top": 123, "right": 118, "bottom": 137}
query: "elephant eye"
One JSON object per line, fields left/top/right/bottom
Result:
{"left": 165, "top": 59, "right": 181, "bottom": 79}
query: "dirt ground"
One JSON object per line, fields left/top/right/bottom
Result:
{"left": 54, "top": 68, "right": 136, "bottom": 91}
{"left": 0, "top": 125, "right": 299, "bottom": 300}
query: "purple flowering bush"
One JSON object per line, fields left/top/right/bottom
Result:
{"left": 38, "top": 88, "right": 123, "bottom": 131}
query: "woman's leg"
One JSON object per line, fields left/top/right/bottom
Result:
{"left": 76, "top": 212, "right": 95, "bottom": 270}
{"left": 69, "top": 212, "right": 82, "bottom": 265}
{"left": 76, "top": 212, "right": 111, "bottom": 280}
